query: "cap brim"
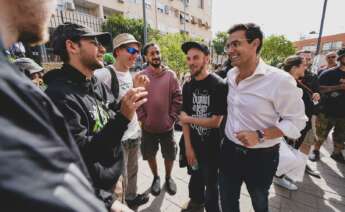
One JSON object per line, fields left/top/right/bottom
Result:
{"left": 181, "top": 41, "right": 201, "bottom": 54}
{"left": 113, "top": 40, "right": 141, "bottom": 50}
{"left": 337, "top": 54, "right": 345, "bottom": 61}
{"left": 82, "top": 32, "right": 112, "bottom": 48}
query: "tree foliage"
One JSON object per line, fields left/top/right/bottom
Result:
{"left": 261, "top": 35, "right": 296, "bottom": 66}
{"left": 212, "top": 31, "right": 227, "bottom": 55}
{"left": 102, "top": 14, "right": 159, "bottom": 45}
{"left": 151, "top": 33, "right": 194, "bottom": 77}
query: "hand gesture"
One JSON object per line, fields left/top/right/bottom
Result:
{"left": 133, "top": 74, "right": 150, "bottom": 88}
{"left": 185, "top": 145, "right": 197, "bottom": 167}
{"left": 179, "top": 111, "right": 190, "bottom": 124}
{"left": 235, "top": 131, "right": 259, "bottom": 147}
{"left": 120, "top": 87, "right": 148, "bottom": 120}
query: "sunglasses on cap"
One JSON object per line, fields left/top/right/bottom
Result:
{"left": 126, "top": 47, "right": 139, "bottom": 55}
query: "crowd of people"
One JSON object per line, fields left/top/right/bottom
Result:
{"left": 0, "top": 1, "right": 344, "bottom": 212}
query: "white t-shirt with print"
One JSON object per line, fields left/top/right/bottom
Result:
{"left": 95, "top": 66, "right": 141, "bottom": 141}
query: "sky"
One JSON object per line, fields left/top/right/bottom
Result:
{"left": 212, "top": 0, "right": 345, "bottom": 41}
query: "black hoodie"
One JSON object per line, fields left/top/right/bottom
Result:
{"left": 44, "top": 64, "right": 129, "bottom": 207}
{"left": 0, "top": 39, "right": 106, "bottom": 210}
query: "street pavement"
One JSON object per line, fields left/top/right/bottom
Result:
{"left": 133, "top": 131, "right": 345, "bottom": 212}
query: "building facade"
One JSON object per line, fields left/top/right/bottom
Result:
{"left": 53, "top": 0, "right": 212, "bottom": 42}
{"left": 293, "top": 33, "right": 345, "bottom": 54}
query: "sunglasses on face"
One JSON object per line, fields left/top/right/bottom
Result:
{"left": 126, "top": 47, "right": 139, "bottom": 55}
{"left": 327, "top": 56, "right": 336, "bottom": 59}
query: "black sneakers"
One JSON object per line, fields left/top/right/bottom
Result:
{"left": 331, "top": 153, "right": 345, "bottom": 164}
{"left": 165, "top": 177, "right": 177, "bottom": 195}
{"left": 150, "top": 176, "right": 161, "bottom": 196}
{"left": 126, "top": 193, "right": 149, "bottom": 208}
{"left": 309, "top": 150, "right": 320, "bottom": 162}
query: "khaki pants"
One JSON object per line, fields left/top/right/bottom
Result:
{"left": 115, "top": 139, "right": 140, "bottom": 201}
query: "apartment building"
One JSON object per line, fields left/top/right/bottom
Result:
{"left": 293, "top": 33, "right": 345, "bottom": 54}
{"left": 53, "top": 0, "right": 212, "bottom": 42}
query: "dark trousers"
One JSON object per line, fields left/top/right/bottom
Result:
{"left": 189, "top": 160, "right": 220, "bottom": 212}
{"left": 219, "top": 138, "right": 279, "bottom": 212}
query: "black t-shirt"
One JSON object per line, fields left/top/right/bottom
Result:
{"left": 182, "top": 73, "right": 227, "bottom": 163}
{"left": 318, "top": 67, "right": 345, "bottom": 117}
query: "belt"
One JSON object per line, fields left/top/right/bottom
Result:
{"left": 223, "top": 136, "right": 279, "bottom": 155}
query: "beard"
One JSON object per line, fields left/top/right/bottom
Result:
{"left": 149, "top": 58, "right": 161, "bottom": 68}
{"left": 18, "top": 24, "right": 49, "bottom": 46}
{"left": 80, "top": 54, "right": 104, "bottom": 70}
{"left": 189, "top": 64, "right": 205, "bottom": 78}
{"left": 16, "top": 0, "right": 56, "bottom": 45}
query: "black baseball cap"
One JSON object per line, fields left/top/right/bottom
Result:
{"left": 336, "top": 48, "right": 345, "bottom": 61}
{"left": 51, "top": 22, "right": 111, "bottom": 55}
{"left": 181, "top": 41, "right": 210, "bottom": 55}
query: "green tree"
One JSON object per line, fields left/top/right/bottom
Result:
{"left": 212, "top": 31, "right": 227, "bottom": 55}
{"left": 151, "top": 33, "right": 192, "bottom": 77}
{"left": 261, "top": 35, "right": 296, "bottom": 66}
{"left": 102, "top": 14, "right": 159, "bottom": 45}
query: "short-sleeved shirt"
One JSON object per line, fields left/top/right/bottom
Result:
{"left": 318, "top": 67, "right": 345, "bottom": 117}
{"left": 182, "top": 73, "right": 227, "bottom": 162}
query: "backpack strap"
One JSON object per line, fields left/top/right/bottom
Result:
{"left": 105, "top": 65, "right": 119, "bottom": 101}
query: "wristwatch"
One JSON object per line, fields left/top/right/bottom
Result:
{"left": 256, "top": 130, "right": 265, "bottom": 144}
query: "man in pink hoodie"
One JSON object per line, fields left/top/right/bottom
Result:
{"left": 137, "top": 43, "right": 182, "bottom": 196}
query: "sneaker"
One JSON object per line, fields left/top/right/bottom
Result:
{"left": 274, "top": 176, "right": 298, "bottom": 191}
{"left": 309, "top": 150, "right": 320, "bottom": 162}
{"left": 305, "top": 164, "right": 321, "bottom": 178}
{"left": 331, "top": 153, "right": 345, "bottom": 164}
{"left": 126, "top": 193, "right": 149, "bottom": 208}
{"left": 181, "top": 200, "right": 204, "bottom": 212}
{"left": 165, "top": 177, "right": 177, "bottom": 195}
{"left": 150, "top": 176, "right": 161, "bottom": 196}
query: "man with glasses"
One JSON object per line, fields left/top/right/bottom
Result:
{"left": 137, "top": 43, "right": 182, "bottom": 197}
{"left": 312, "top": 48, "right": 345, "bottom": 164}
{"left": 45, "top": 23, "right": 148, "bottom": 211}
{"left": 318, "top": 51, "right": 337, "bottom": 76}
{"left": 220, "top": 23, "right": 307, "bottom": 212}
{"left": 95, "top": 33, "right": 149, "bottom": 208}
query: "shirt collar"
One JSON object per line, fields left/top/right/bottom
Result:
{"left": 227, "top": 58, "right": 268, "bottom": 86}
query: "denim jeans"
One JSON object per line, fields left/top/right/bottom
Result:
{"left": 219, "top": 138, "right": 279, "bottom": 212}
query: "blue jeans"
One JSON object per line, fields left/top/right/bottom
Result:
{"left": 219, "top": 138, "right": 279, "bottom": 212}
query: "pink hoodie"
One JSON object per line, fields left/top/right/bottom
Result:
{"left": 137, "top": 66, "right": 182, "bottom": 133}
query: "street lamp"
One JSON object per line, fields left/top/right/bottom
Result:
{"left": 142, "top": 0, "right": 148, "bottom": 46}
{"left": 315, "top": 0, "right": 328, "bottom": 55}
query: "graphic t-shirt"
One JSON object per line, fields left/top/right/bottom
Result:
{"left": 95, "top": 66, "right": 141, "bottom": 140}
{"left": 182, "top": 73, "right": 227, "bottom": 162}
{"left": 318, "top": 67, "right": 345, "bottom": 117}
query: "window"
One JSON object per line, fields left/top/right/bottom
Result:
{"left": 199, "top": 0, "right": 204, "bottom": 9}
{"left": 157, "top": 3, "right": 164, "bottom": 13}
{"left": 322, "top": 42, "right": 332, "bottom": 51}
{"left": 303, "top": 45, "right": 316, "bottom": 52}
{"left": 164, "top": 5, "right": 170, "bottom": 14}
{"left": 333, "top": 41, "right": 342, "bottom": 49}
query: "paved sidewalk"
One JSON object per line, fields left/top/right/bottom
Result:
{"left": 135, "top": 132, "right": 345, "bottom": 212}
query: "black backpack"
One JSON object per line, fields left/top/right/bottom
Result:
{"left": 105, "top": 65, "right": 119, "bottom": 101}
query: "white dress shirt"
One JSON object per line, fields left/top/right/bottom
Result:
{"left": 225, "top": 59, "right": 307, "bottom": 148}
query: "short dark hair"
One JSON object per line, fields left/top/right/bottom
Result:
{"left": 142, "top": 43, "right": 157, "bottom": 56}
{"left": 227, "top": 23, "right": 264, "bottom": 54}
{"left": 283, "top": 55, "right": 304, "bottom": 72}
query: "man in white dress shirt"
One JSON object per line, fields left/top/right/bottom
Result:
{"left": 219, "top": 23, "right": 307, "bottom": 212}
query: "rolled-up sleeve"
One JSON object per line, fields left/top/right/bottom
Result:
{"left": 274, "top": 75, "right": 308, "bottom": 139}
